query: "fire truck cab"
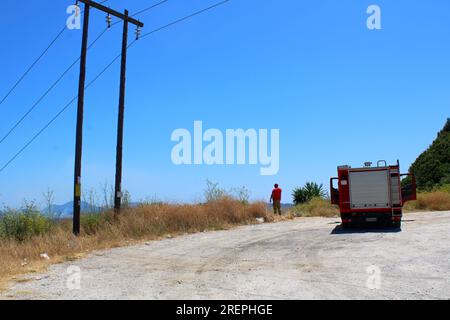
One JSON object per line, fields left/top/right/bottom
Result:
{"left": 330, "top": 160, "right": 417, "bottom": 228}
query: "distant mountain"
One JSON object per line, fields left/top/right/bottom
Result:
{"left": 409, "top": 118, "right": 450, "bottom": 190}
{"left": 43, "top": 201, "right": 102, "bottom": 219}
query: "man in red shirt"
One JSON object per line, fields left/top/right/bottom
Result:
{"left": 270, "top": 184, "right": 282, "bottom": 215}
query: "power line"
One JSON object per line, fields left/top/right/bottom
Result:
{"left": 130, "top": 0, "right": 169, "bottom": 17}
{"left": 0, "top": 0, "right": 232, "bottom": 174}
{"left": 140, "top": 0, "right": 231, "bottom": 39}
{"left": 107, "top": 0, "right": 169, "bottom": 28}
{"left": 0, "top": 0, "right": 169, "bottom": 146}
{"left": 0, "top": 26, "right": 67, "bottom": 107}
{"left": 0, "top": 28, "right": 110, "bottom": 145}
{"left": 0, "top": 48, "right": 126, "bottom": 174}
{"left": 0, "top": 0, "right": 109, "bottom": 108}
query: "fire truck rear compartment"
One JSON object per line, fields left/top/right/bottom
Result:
{"left": 349, "top": 170, "right": 391, "bottom": 209}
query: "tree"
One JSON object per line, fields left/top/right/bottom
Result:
{"left": 293, "top": 182, "right": 327, "bottom": 205}
{"left": 409, "top": 119, "right": 450, "bottom": 190}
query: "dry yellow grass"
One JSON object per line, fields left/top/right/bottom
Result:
{"left": 404, "top": 191, "right": 450, "bottom": 212}
{"left": 0, "top": 198, "right": 271, "bottom": 286}
{"left": 289, "top": 197, "right": 339, "bottom": 218}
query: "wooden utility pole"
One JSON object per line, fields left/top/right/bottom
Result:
{"left": 73, "top": 0, "right": 143, "bottom": 235}
{"left": 114, "top": 10, "right": 129, "bottom": 214}
{"left": 73, "top": 4, "right": 90, "bottom": 236}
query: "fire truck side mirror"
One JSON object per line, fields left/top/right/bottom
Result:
{"left": 330, "top": 178, "right": 339, "bottom": 205}
{"left": 400, "top": 174, "right": 417, "bottom": 204}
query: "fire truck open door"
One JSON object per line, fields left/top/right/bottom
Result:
{"left": 400, "top": 174, "right": 417, "bottom": 204}
{"left": 330, "top": 178, "right": 339, "bottom": 205}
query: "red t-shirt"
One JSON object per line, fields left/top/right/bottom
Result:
{"left": 272, "top": 188, "right": 282, "bottom": 201}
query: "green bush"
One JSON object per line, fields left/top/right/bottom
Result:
{"left": 433, "top": 184, "right": 450, "bottom": 193}
{"left": 409, "top": 118, "right": 450, "bottom": 190}
{"left": 0, "top": 206, "right": 54, "bottom": 241}
{"left": 292, "top": 182, "right": 327, "bottom": 205}
{"left": 81, "top": 212, "right": 115, "bottom": 235}
{"left": 80, "top": 214, "right": 103, "bottom": 235}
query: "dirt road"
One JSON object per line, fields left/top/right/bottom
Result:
{"left": 3, "top": 211, "right": 450, "bottom": 300}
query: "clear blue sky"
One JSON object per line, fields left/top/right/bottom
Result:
{"left": 1, "top": 0, "right": 449, "bottom": 208}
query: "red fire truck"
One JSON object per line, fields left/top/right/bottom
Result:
{"left": 330, "top": 160, "right": 417, "bottom": 228}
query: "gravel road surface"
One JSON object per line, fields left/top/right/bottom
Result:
{"left": 2, "top": 211, "right": 449, "bottom": 300}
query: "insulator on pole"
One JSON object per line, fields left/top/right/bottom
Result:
{"left": 135, "top": 26, "right": 141, "bottom": 40}
{"left": 106, "top": 14, "right": 112, "bottom": 28}
{"left": 75, "top": 1, "right": 80, "bottom": 17}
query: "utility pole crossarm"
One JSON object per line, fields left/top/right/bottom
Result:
{"left": 77, "top": 0, "right": 144, "bottom": 27}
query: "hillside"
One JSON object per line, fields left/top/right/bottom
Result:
{"left": 43, "top": 201, "right": 102, "bottom": 219}
{"left": 409, "top": 118, "right": 450, "bottom": 190}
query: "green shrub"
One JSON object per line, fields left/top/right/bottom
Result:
{"left": 81, "top": 212, "right": 115, "bottom": 235}
{"left": 0, "top": 208, "right": 54, "bottom": 241}
{"left": 292, "top": 182, "right": 327, "bottom": 205}
{"left": 434, "top": 184, "right": 450, "bottom": 193}
{"left": 80, "top": 214, "right": 103, "bottom": 235}
{"left": 292, "top": 188, "right": 308, "bottom": 205}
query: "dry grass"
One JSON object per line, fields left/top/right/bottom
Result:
{"left": 404, "top": 191, "right": 450, "bottom": 212}
{"left": 289, "top": 197, "right": 339, "bottom": 218}
{"left": 0, "top": 198, "right": 271, "bottom": 286}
